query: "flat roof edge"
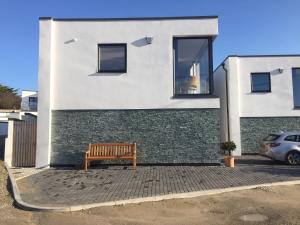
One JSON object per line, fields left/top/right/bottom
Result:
{"left": 39, "top": 17, "right": 52, "bottom": 20}
{"left": 39, "top": 15, "right": 218, "bottom": 21}
{"left": 228, "top": 54, "right": 300, "bottom": 58}
{"left": 214, "top": 54, "right": 300, "bottom": 73}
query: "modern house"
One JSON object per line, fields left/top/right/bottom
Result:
{"left": 21, "top": 90, "right": 38, "bottom": 112}
{"left": 36, "top": 16, "right": 221, "bottom": 168}
{"left": 214, "top": 55, "right": 300, "bottom": 155}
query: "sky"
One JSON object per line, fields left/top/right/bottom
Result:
{"left": 0, "top": 0, "right": 299, "bottom": 93}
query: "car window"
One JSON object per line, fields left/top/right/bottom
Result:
{"left": 297, "top": 135, "right": 300, "bottom": 142}
{"left": 284, "top": 135, "right": 298, "bottom": 142}
{"left": 264, "top": 134, "right": 281, "bottom": 141}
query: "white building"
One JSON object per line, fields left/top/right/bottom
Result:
{"left": 21, "top": 90, "right": 38, "bottom": 112}
{"left": 214, "top": 55, "right": 300, "bottom": 155}
{"left": 1, "top": 90, "right": 38, "bottom": 162}
{"left": 37, "top": 16, "right": 221, "bottom": 168}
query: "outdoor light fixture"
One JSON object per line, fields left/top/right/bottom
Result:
{"left": 277, "top": 68, "right": 284, "bottom": 73}
{"left": 145, "top": 36, "right": 153, "bottom": 45}
{"left": 64, "top": 38, "right": 78, "bottom": 44}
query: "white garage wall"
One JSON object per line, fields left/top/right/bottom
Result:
{"left": 214, "top": 55, "right": 300, "bottom": 156}
{"left": 238, "top": 56, "right": 300, "bottom": 117}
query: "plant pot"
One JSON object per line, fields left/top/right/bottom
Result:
{"left": 224, "top": 156, "right": 235, "bottom": 167}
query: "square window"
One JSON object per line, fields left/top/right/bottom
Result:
{"left": 98, "top": 44, "right": 127, "bottom": 73}
{"left": 29, "top": 97, "right": 37, "bottom": 103}
{"left": 251, "top": 73, "right": 271, "bottom": 92}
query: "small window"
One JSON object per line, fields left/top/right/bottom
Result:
{"left": 284, "top": 135, "right": 297, "bottom": 142}
{"left": 292, "top": 68, "right": 300, "bottom": 108}
{"left": 98, "top": 44, "right": 127, "bottom": 73}
{"left": 251, "top": 73, "right": 271, "bottom": 92}
{"left": 29, "top": 97, "right": 37, "bottom": 103}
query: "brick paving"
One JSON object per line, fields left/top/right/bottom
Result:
{"left": 16, "top": 156, "right": 300, "bottom": 206}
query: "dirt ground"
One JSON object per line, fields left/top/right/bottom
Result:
{"left": 1, "top": 161, "right": 300, "bottom": 225}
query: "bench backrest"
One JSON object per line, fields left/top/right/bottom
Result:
{"left": 88, "top": 143, "right": 136, "bottom": 157}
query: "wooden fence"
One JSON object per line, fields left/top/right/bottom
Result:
{"left": 12, "top": 120, "right": 36, "bottom": 167}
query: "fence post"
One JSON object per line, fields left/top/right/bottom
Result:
{"left": 4, "top": 120, "right": 14, "bottom": 167}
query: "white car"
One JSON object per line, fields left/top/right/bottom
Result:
{"left": 260, "top": 132, "right": 300, "bottom": 165}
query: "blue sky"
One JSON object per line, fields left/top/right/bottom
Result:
{"left": 0, "top": 0, "right": 299, "bottom": 93}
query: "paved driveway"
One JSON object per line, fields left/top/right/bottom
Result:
{"left": 15, "top": 155, "right": 300, "bottom": 207}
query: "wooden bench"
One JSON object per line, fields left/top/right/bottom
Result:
{"left": 84, "top": 143, "right": 137, "bottom": 171}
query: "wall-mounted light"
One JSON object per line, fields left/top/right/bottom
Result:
{"left": 64, "top": 38, "right": 78, "bottom": 44}
{"left": 145, "top": 37, "right": 153, "bottom": 45}
{"left": 277, "top": 68, "right": 284, "bottom": 73}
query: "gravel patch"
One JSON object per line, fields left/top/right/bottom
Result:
{"left": 0, "top": 161, "right": 13, "bottom": 208}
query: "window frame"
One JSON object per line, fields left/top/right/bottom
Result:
{"left": 97, "top": 43, "right": 127, "bottom": 73}
{"left": 292, "top": 68, "right": 300, "bottom": 109}
{"left": 251, "top": 72, "right": 271, "bottom": 93}
{"left": 172, "top": 36, "right": 214, "bottom": 98}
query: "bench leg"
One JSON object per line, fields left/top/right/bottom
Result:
{"left": 85, "top": 159, "right": 88, "bottom": 171}
{"left": 133, "top": 157, "right": 136, "bottom": 170}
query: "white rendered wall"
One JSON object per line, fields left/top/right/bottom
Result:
{"left": 4, "top": 120, "right": 14, "bottom": 167}
{"left": 21, "top": 90, "right": 37, "bottom": 98}
{"left": 51, "top": 18, "right": 219, "bottom": 110}
{"left": 37, "top": 18, "right": 220, "bottom": 167}
{"left": 213, "top": 66, "right": 228, "bottom": 143}
{"left": 238, "top": 57, "right": 300, "bottom": 117}
{"left": 226, "top": 57, "right": 242, "bottom": 155}
{"left": 36, "top": 19, "right": 54, "bottom": 168}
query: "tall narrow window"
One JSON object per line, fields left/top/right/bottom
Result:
{"left": 98, "top": 44, "right": 127, "bottom": 73}
{"left": 173, "top": 37, "right": 212, "bottom": 96}
{"left": 28, "top": 97, "right": 37, "bottom": 111}
{"left": 292, "top": 68, "right": 300, "bottom": 108}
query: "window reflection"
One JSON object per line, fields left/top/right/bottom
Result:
{"left": 292, "top": 68, "right": 300, "bottom": 107}
{"left": 98, "top": 44, "right": 126, "bottom": 72}
{"left": 251, "top": 73, "right": 271, "bottom": 92}
{"left": 174, "top": 38, "right": 211, "bottom": 94}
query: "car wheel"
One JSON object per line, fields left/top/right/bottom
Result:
{"left": 286, "top": 151, "right": 300, "bottom": 165}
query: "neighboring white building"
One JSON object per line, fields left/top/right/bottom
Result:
{"left": 21, "top": 90, "right": 38, "bottom": 112}
{"left": 37, "top": 16, "right": 221, "bottom": 168}
{"left": 1, "top": 90, "right": 37, "bottom": 161}
{"left": 214, "top": 55, "right": 300, "bottom": 155}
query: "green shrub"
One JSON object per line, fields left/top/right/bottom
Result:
{"left": 221, "top": 141, "right": 236, "bottom": 156}
{"left": 0, "top": 84, "right": 21, "bottom": 109}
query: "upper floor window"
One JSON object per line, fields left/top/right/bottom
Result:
{"left": 98, "top": 44, "right": 127, "bottom": 73}
{"left": 251, "top": 73, "right": 271, "bottom": 92}
{"left": 292, "top": 68, "right": 300, "bottom": 108}
{"left": 173, "top": 37, "right": 213, "bottom": 96}
{"left": 29, "top": 97, "right": 37, "bottom": 103}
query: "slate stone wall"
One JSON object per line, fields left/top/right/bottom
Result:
{"left": 240, "top": 117, "right": 300, "bottom": 154}
{"left": 51, "top": 109, "right": 220, "bottom": 165}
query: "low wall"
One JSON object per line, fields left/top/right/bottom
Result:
{"left": 240, "top": 117, "right": 300, "bottom": 154}
{"left": 51, "top": 109, "right": 220, "bottom": 165}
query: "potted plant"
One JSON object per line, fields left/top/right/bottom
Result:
{"left": 221, "top": 141, "right": 236, "bottom": 167}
